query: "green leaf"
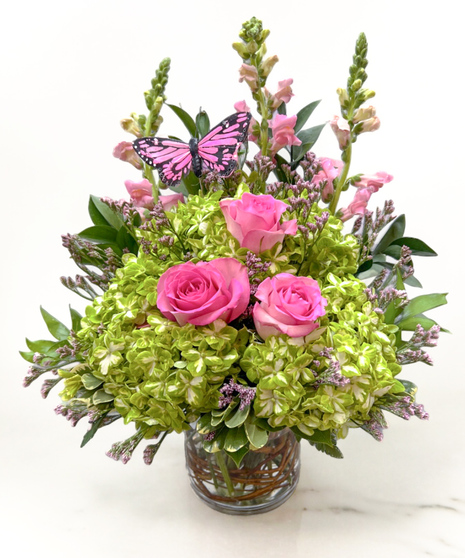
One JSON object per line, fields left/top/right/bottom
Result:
{"left": 293, "top": 428, "right": 343, "bottom": 459}
{"left": 196, "top": 414, "right": 214, "bottom": 434}
{"left": 167, "top": 103, "right": 196, "bottom": 137}
{"left": 195, "top": 110, "right": 210, "bottom": 138}
{"left": 291, "top": 123, "right": 326, "bottom": 164}
{"left": 180, "top": 171, "right": 201, "bottom": 195}
{"left": 389, "top": 237, "right": 437, "bottom": 257}
{"left": 20, "top": 350, "right": 35, "bottom": 363}
{"left": 225, "top": 445, "right": 249, "bottom": 467}
{"left": 273, "top": 153, "right": 290, "bottom": 182}
{"left": 225, "top": 405, "right": 250, "bottom": 428}
{"left": 399, "top": 379, "right": 418, "bottom": 396}
{"left": 89, "top": 196, "right": 124, "bottom": 231}
{"left": 26, "top": 338, "right": 60, "bottom": 354}
{"left": 78, "top": 225, "right": 118, "bottom": 244}
{"left": 244, "top": 419, "right": 269, "bottom": 449}
{"left": 373, "top": 215, "right": 406, "bottom": 255}
{"left": 93, "top": 390, "right": 115, "bottom": 404}
{"left": 69, "top": 306, "right": 83, "bottom": 332}
{"left": 277, "top": 102, "right": 287, "bottom": 115}
{"left": 396, "top": 293, "right": 448, "bottom": 323}
{"left": 88, "top": 196, "right": 111, "bottom": 226}
{"left": 223, "top": 426, "right": 248, "bottom": 452}
{"left": 81, "top": 373, "right": 104, "bottom": 390}
{"left": 40, "top": 307, "right": 70, "bottom": 341}
{"left": 294, "top": 100, "right": 321, "bottom": 133}
{"left": 116, "top": 226, "right": 138, "bottom": 254}
{"left": 81, "top": 414, "right": 106, "bottom": 447}
{"left": 203, "top": 427, "right": 227, "bottom": 453}
{"left": 404, "top": 275, "right": 422, "bottom": 288}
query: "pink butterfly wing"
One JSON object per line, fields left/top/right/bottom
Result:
{"left": 133, "top": 137, "right": 193, "bottom": 186}
{"left": 197, "top": 112, "right": 252, "bottom": 176}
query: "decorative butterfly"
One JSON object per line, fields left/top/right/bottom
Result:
{"left": 133, "top": 112, "right": 252, "bottom": 187}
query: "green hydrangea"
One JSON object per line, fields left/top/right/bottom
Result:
{"left": 241, "top": 273, "right": 404, "bottom": 435}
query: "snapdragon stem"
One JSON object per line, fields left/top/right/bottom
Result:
{"left": 328, "top": 141, "right": 352, "bottom": 215}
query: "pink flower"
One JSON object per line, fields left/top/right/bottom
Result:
{"left": 157, "top": 258, "right": 250, "bottom": 326}
{"left": 353, "top": 106, "right": 376, "bottom": 123}
{"left": 275, "top": 79, "right": 294, "bottom": 104}
{"left": 269, "top": 114, "right": 301, "bottom": 154}
{"left": 113, "top": 142, "right": 142, "bottom": 169}
{"left": 159, "top": 193, "right": 185, "bottom": 211}
{"left": 340, "top": 188, "right": 373, "bottom": 222}
{"left": 330, "top": 116, "right": 350, "bottom": 150}
{"left": 253, "top": 273, "right": 327, "bottom": 339}
{"left": 234, "top": 100, "right": 251, "bottom": 113}
{"left": 266, "top": 78, "right": 295, "bottom": 110}
{"left": 353, "top": 172, "right": 393, "bottom": 192}
{"left": 312, "top": 157, "right": 343, "bottom": 202}
{"left": 219, "top": 192, "right": 297, "bottom": 254}
{"left": 238, "top": 64, "right": 259, "bottom": 91}
{"left": 124, "top": 179, "right": 154, "bottom": 209}
{"left": 340, "top": 172, "right": 393, "bottom": 221}
{"left": 234, "top": 101, "right": 258, "bottom": 142}
{"left": 359, "top": 116, "right": 380, "bottom": 132}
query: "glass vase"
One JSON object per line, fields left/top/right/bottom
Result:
{"left": 184, "top": 426, "right": 300, "bottom": 515}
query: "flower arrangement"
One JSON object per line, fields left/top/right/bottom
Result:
{"left": 22, "top": 17, "right": 447, "bottom": 481}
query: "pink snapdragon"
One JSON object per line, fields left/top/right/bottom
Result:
{"left": 113, "top": 142, "right": 142, "bottom": 169}
{"left": 340, "top": 172, "right": 393, "bottom": 221}
{"left": 330, "top": 116, "right": 350, "bottom": 150}
{"left": 269, "top": 114, "right": 301, "bottom": 154}
{"left": 125, "top": 180, "right": 184, "bottom": 212}
{"left": 266, "top": 78, "right": 295, "bottom": 110}
{"left": 238, "top": 64, "right": 259, "bottom": 91}
{"left": 312, "top": 157, "right": 344, "bottom": 202}
{"left": 353, "top": 172, "right": 393, "bottom": 192}
{"left": 124, "top": 179, "right": 154, "bottom": 209}
{"left": 234, "top": 101, "right": 258, "bottom": 142}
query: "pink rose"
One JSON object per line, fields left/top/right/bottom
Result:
{"left": 113, "top": 142, "right": 142, "bottom": 169}
{"left": 157, "top": 258, "right": 250, "bottom": 326}
{"left": 269, "top": 114, "right": 301, "bottom": 154}
{"left": 312, "top": 157, "right": 343, "bottom": 202}
{"left": 124, "top": 179, "right": 154, "bottom": 209}
{"left": 330, "top": 116, "right": 350, "bottom": 150}
{"left": 219, "top": 192, "right": 297, "bottom": 254}
{"left": 159, "top": 193, "right": 185, "bottom": 211}
{"left": 253, "top": 273, "right": 327, "bottom": 339}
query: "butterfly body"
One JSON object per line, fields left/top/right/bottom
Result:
{"left": 133, "top": 112, "right": 251, "bottom": 187}
{"left": 188, "top": 137, "right": 202, "bottom": 178}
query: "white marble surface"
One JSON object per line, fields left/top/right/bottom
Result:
{"left": 2, "top": 0, "right": 464, "bottom": 556}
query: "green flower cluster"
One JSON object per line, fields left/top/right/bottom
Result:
{"left": 56, "top": 189, "right": 402, "bottom": 447}
{"left": 241, "top": 273, "right": 404, "bottom": 435}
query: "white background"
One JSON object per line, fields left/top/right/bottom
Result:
{"left": 1, "top": 1, "right": 463, "bottom": 557}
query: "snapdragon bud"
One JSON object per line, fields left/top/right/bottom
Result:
{"left": 359, "top": 88, "right": 376, "bottom": 101}
{"left": 260, "top": 55, "right": 279, "bottom": 77}
{"left": 120, "top": 117, "right": 141, "bottom": 137}
{"left": 351, "top": 79, "right": 362, "bottom": 92}
{"left": 232, "top": 42, "right": 249, "bottom": 59}
{"left": 353, "top": 105, "right": 376, "bottom": 123}
{"left": 337, "top": 87, "right": 349, "bottom": 107}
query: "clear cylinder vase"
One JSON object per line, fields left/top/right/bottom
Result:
{"left": 184, "top": 426, "right": 300, "bottom": 515}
